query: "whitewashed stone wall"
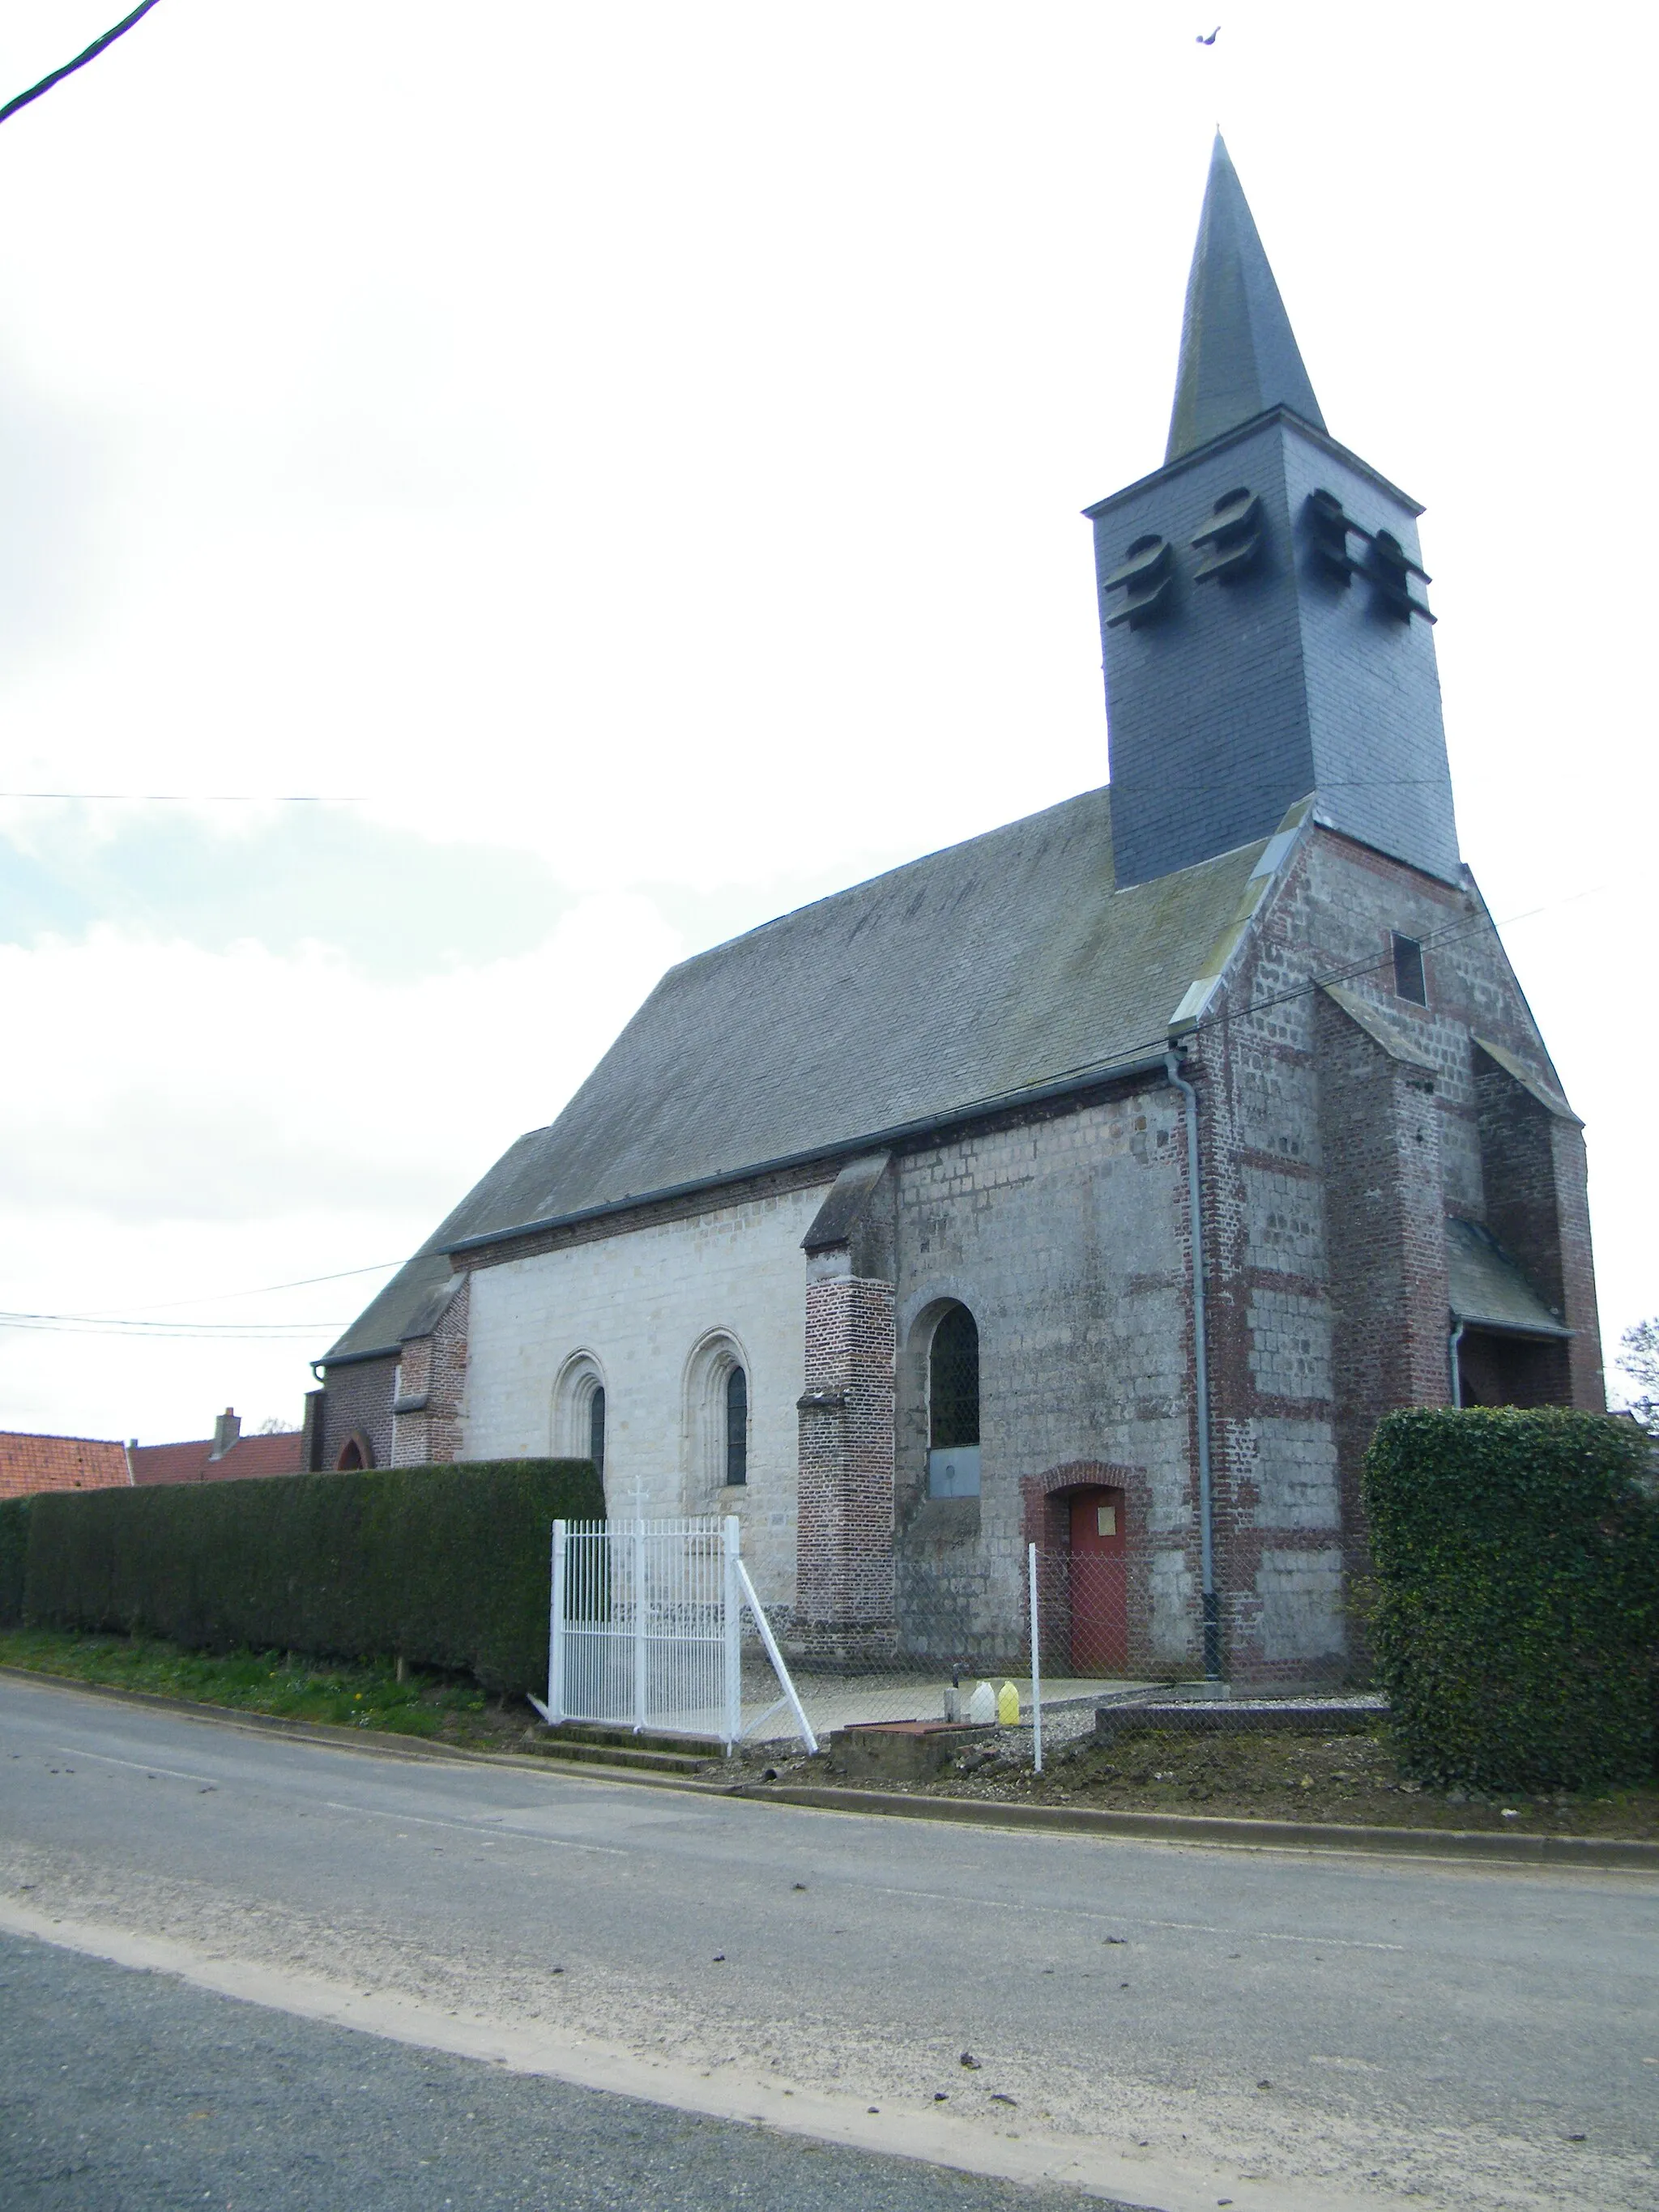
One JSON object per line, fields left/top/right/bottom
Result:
{"left": 463, "top": 1181, "right": 834, "bottom": 1609}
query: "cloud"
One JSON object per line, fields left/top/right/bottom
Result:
{"left": 0, "top": 893, "right": 682, "bottom": 1435}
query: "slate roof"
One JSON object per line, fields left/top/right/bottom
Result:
{"left": 1448, "top": 1219, "right": 1570, "bottom": 1339}
{"left": 322, "top": 785, "right": 1269, "bottom": 1364}
{"left": 1166, "top": 134, "right": 1325, "bottom": 464}
{"left": 0, "top": 1431, "right": 130, "bottom": 1501}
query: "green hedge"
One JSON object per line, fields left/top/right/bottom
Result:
{"left": 1364, "top": 1409, "right": 1659, "bottom": 1791}
{"left": 0, "top": 1497, "right": 29, "bottom": 1628}
{"left": 9, "top": 1460, "right": 603, "bottom": 1695}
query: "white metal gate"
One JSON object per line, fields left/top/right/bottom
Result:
{"left": 532, "top": 1515, "right": 814, "bottom": 1754}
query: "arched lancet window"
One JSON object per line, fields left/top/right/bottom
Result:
{"left": 684, "top": 1332, "right": 751, "bottom": 1501}
{"left": 725, "top": 1367, "right": 748, "bottom": 1488}
{"left": 336, "top": 1429, "right": 374, "bottom": 1473}
{"left": 927, "top": 1304, "right": 980, "bottom": 1497}
{"left": 552, "top": 1353, "right": 608, "bottom": 1485}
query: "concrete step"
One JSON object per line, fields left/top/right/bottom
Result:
{"left": 534, "top": 1725, "right": 719, "bottom": 1775}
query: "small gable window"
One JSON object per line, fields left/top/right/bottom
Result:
{"left": 725, "top": 1367, "right": 748, "bottom": 1488}
{"left": 1392, "top": 931, "right": 1427, "bottom": 1006}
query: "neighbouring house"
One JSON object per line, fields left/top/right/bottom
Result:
{"left": 130, "top": 1408, "right": 305, "bottom": 1487}
{"left": 307, "top": 137, "right": 1601, "bottom": 1686}
{"left": 0, "top": 1431, "right": 133, "bottom": 1501}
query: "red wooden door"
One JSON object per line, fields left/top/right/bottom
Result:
{"left": 1068, "top": 1488, "right": 1128, "bottom": 1674}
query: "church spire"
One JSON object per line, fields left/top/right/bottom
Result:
{"left": 1166, "top": 134, "right": 1324, "bottom": 464}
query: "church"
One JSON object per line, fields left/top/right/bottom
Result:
{"left": 307, "top": 139, "right": 1601, "bottom": 1687}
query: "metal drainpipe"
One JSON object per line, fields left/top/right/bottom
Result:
{"left": 1166, "top": 1048, "right": 1221, "bottom": 1681}
{"left": 1448, "top": 1318, "right": 1465, "bottom": 1409}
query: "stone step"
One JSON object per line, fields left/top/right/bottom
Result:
{"left": 534, "top": 1724, "right": 720, "bottom": 1775}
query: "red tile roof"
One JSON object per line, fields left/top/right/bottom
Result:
{"left": 131, "top": 1430, "right": 305, "bottom": 1486}
{"left": 0, "top": 1432, "right": 131, "bottom": 1501}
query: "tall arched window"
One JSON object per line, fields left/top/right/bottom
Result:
{"left": 725, "top": 1366, "right": 748, "bottom": 1488}
{"left": 927, "top": 1303, "right": 980, "bottom": 1497}
{"left": 552, "top": 1353, "right": 608, "bottom": 1484}
{"left": 684, "top": 1331, "right": 751, "bottom": 1500}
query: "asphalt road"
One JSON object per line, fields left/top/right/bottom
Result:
{"left": 2, "top": 1673, "right": 1655, "bottom": 2212}
{"left": 1, "top": 1927, "right": 1128, "bottom": 2212}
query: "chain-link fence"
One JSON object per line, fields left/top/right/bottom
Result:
{"left": 737, "top": 1542, "right": 1202, "bottom": 1760}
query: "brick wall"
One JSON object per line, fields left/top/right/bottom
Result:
{"left": 1178, "top": 818, "right": 1602, "bottom": 1681}
{"left": 389, "top": 1276, "right": 471, "bottom": 1468}
{"left": 318, "top": 1355, "right": 396, "bottom": 1473}
{"left": 795, "top": 1275, "right": 897, "bottom": 1660}
{"left": 1475, "top": 1055, "right": 1603, "bottom": 1408}
{"left": 1315, "top": 987, "right": 1450, "bottom": 1590}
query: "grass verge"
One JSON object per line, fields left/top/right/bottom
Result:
{"left": 0, "top": 1627, "right": 544, "bottom": 1753}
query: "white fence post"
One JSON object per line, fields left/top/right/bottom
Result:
{"left": 1028, "top": 1540, "right": 1043, "bottom": 1775}
{"left": 722, "top": 1515, "right": 742, "bottom": 1752}
{"left": 632, "top": 1515, "right": 648, "bottom": 1733}
{"left": 548, "top": 1519, "right": 567, "bottom": 1724}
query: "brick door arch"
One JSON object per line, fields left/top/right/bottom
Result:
{"left": 1020, "top": 1463, "right": 1145, "bottom": 1679}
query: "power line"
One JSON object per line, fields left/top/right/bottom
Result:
{"left": 0, "top": 1319, "right": 341, "bottom": 1342}
{"left": 96, "top": 1259, "right": 407, "bottom": 1315}
{"left": 0, "top": 0, "right": 166, "bottom": 130}
{"left": 0, "top": 793, "right": 365, "bottom": 803}
{"left": 0, "top": 1311, "right": 343, "bottom": 1331}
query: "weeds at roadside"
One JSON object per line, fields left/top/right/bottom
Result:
{"left": 0, "top": 1627, "right": 523, "bottom": 1748}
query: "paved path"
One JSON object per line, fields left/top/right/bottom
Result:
{"left": 2, "top": 1673, "right": 1655, "bottom": 2212}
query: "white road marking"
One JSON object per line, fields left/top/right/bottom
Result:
{"left": 321, "top": 1802, "right": 626, "bottom": 1856}
{"left": 867, "top": 1884, "right": 1403, "bottom": 1951}
{"left": 57, "top": 1748, "right": 219, "bottom": 1785}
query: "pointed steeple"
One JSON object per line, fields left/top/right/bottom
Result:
{"left": 1165, "top": 135, "right": 1324, "bottom": 463}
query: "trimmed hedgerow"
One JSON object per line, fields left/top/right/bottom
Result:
{"left": 1364, "top": 1409, "right": 1659, "bottom": 1791}
{"left": 0, "top": 1498, "right": 29, "bottom": 1628}
{"left": 15, "top": 1460, "right": 603, "bottom": 1696}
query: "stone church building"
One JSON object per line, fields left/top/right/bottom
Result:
{"left": 309, "top": 139, "right": 1601, "bottom": 1686}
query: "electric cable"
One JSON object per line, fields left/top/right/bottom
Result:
{"left": 0, "top": 0, "right": 165, "bottom": 130}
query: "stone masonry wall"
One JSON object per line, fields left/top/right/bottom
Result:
{"left": 888, "top": 1087, "right": 1201, "bottom": 1672}
{"left": 1186, "top": 819, "right": 1602, "bottom": 1682}
{"left": 460, "top": 1178, "right": 832, "bottom": 1613}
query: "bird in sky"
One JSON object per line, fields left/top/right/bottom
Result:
{"left": 1196, "top": 26, "right": 1220, "bottom": 44}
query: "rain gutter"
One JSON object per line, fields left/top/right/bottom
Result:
{"left": 438, "top": 1052, "right": 1177, "bottom": 1259}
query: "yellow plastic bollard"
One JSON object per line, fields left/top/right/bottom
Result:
{"left": 997, "top": 1680, "right": 1021, "bottom": 1726}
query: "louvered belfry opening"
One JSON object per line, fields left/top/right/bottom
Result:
{"left": 928, "top": 1305, "right": 980, "bottom": 1450}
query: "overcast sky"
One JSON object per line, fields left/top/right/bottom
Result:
{"left": 2, "top": 1, "right": 1653, "bottom": 1443}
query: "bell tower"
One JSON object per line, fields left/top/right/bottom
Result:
{"left": 1090, "top": 136, "right": 1460, "bottom": 891}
